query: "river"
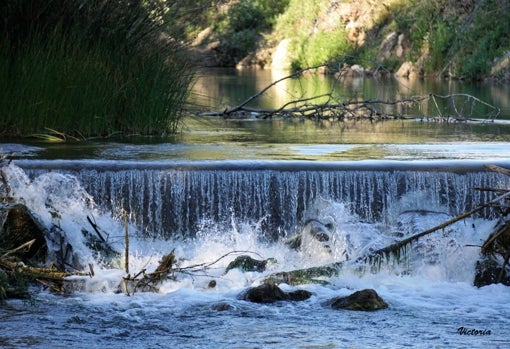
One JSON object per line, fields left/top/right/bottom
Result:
{"left": 1, "top": 70, "right": 510, "bottom": 348}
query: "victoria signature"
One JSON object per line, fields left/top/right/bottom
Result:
{"left": 457, "top": 327, "right": 492, "bottom": 336}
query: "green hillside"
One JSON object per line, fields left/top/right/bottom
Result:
{"left": 190, "top": 0, "right": 510, "bottom": 80}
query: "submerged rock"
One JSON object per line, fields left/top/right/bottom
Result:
{"left": 328, "top": 289, "right": 388, "bottom": 311}
{"left": 211, "top": 302, "right": 235, "bottom": 311}
{"left": 240, "top": 281, "right": 312, "bottom": 303}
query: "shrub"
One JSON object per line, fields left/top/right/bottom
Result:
{"left": 213, "top": 0, "right": 290, "bottom": 65}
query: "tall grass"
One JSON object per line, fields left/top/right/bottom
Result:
{"left": 0, "top": 0, "right": 194, "bottom": 138}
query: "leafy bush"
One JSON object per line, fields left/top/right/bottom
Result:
{"left": 455, "top": 0, "right": 510, "bottom": 79}
{"left": 213, "top": 0, "right": 290, "bottom": 65}
{"left": 292, "top": 27, "right": 353, "bottom": 69}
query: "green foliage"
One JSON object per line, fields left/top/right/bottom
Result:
{"left": 214, "top": 0, "right": 290, "bottom": 64}
{"left": 293, "top": 27, "right": 353, "bottom": 70}
{"left": 393, "top": 0, "right": 451, "bottom": 64}
{"left": 0, "top": 0, "right": 194, "bottom": 138}
{"left": 422, "top": 19, "right": 456, "bottom": 74}
{"left": 392, "top": 0, "right": 510, "bottom": 79}
{"left": 272, "top": 0, "right": 354, "bottom": 70}
{"left": 454, "top": 0, "right": 510, "bottom": 79}
{"left": 273, "top": 0, "right": 323, "bottom": 39}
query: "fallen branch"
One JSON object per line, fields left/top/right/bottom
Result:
{"left": 266, "top": 169, "right": 510, "bottom": 285}
{"left": 0, "top": 252, "right": 92, "bottom": 294}
{"left": 198, "top": 68, "right": 500, "bottom": 121}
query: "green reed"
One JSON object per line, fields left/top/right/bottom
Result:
{"left": 0, "top": 0, "right": 194, "bottom": 138}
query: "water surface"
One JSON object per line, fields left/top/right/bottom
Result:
{"left": 1, "top": 70, "right": 510, "bottom": 349}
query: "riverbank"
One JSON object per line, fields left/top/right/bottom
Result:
{"left": 188, "top": 0, "right": 510, "bottom": 82}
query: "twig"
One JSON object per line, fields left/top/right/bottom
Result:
{"left": 124, "top": 210, "right": 129, "bottom": 274}
{"left": 174, "top": 250, "right": 264, "bottom": 273}
{"left": 86, "top": 216, "right": 106, "bottom": 242}
{"left": 0, "top": 239, "right": 36, "bottom": 259}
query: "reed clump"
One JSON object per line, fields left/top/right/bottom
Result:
{"left": 0, "top": 0, "right": 194, "bottom": 138}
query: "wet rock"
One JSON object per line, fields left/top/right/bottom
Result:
{"left": 0, "top": 204, "right": 48, "bottom": 264}
{"left": 240, "top": 281, "right": 312, "bottom": 303}
{"left": 285, "top": 219, "right": 334, "bottom": 254}
{"left": 474, "top": 258, "right": 510, "bottom": 288}
{"left": 211, "top": 302, "right": 235, "bottom": 311}
{"left": 287, "top": 289, "right": 313, "bottom": 301}
{"left": 474, "top": 218, "right": 510, "bottom": 287}
{"left": 225, "top": 255, "right": 273, "bottom": 273}
{"left": 328, "top": 289, "right": 388, "bottom": 311}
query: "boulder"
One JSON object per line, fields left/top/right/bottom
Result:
{"left": 0, "top": 204, "right": 48, "bottom": 264}
{"left": 328, "top": 289, "right": 388, "bottom": 311}
{"left": 240, "top": 281, "right": 312, "bottom": 303}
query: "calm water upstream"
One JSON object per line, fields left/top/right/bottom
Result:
{"left": 1, "top": 70, "right": 510, "bottom": 349}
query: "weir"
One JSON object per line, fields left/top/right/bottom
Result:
{"left": 18, "top": 160, "right": 510, "bottom": 240}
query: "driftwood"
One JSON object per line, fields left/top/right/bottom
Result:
{"left": 363, "top": 189, "right": 510, "bottom": 265}
{"left": 199, "top": 66, "right": 500, "bottom": 121}
{"left": 0, "top": 241, "right": 92, "bottom": 296}
{"left": 121, "top": 251, "right": 176, "bottom": 295}
{"left": 266, "top": 165, "right": 510, "bottom": 286}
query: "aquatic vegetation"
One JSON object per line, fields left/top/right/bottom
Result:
{"left": 0, "top": 0, "right": 194, "bottom": 138}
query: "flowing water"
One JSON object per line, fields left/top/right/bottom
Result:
{"left": 1, "top": 70, "right": 510, "bottom": 348}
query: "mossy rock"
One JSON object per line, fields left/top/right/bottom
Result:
{"left": 225, "top": 255, "right": 274, "bottom": 273}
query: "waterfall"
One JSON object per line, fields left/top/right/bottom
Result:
{"left": 18, "top": 160, "right": 510, "bottom": 240}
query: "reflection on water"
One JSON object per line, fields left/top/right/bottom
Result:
{"left": 181, "top": 116, "right": 510, "bottom": 145}
{"left": 190, "top": 68, "right": 510, "bottom": 119}
{"left": 2, "top": 68, "right": 510, "bottom": 162}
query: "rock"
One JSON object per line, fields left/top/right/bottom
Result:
{"left": 211, "top": 302, "right": 235, "bottom": 311}
{"left": 286, "top": 219, "right": 335, "bottom": 263}
{"left": 240, "top": 281, "right": 312, "bottom": 303}
{"left": 377, "top": 32, "right": 398, "bottom": 61}
{"left": 396, "top": 61, "right": 420, "bottom": 78}
{"left": 225, "top": 255, "right": 273, "bottom": 273}
{"left": 329, "top": 289, "right": 388, "bottom": 311}
{"left": 474, "top": 218, "right": 510, "bottom": 287}
{"left": 474, "top": 258, "right": 510, "bottom": 287}
{"left": 287, "top": 289, "right": 313, "bottom": 301}
{"left": 490, "top": 51, "right": 510, "bottom": 76}
{"left": 0, "top": 204, "right": 48, "bottom": 264}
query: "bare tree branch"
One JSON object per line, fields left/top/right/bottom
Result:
{"left": 198, "top": 69, "right": 500, "bottom": 121}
